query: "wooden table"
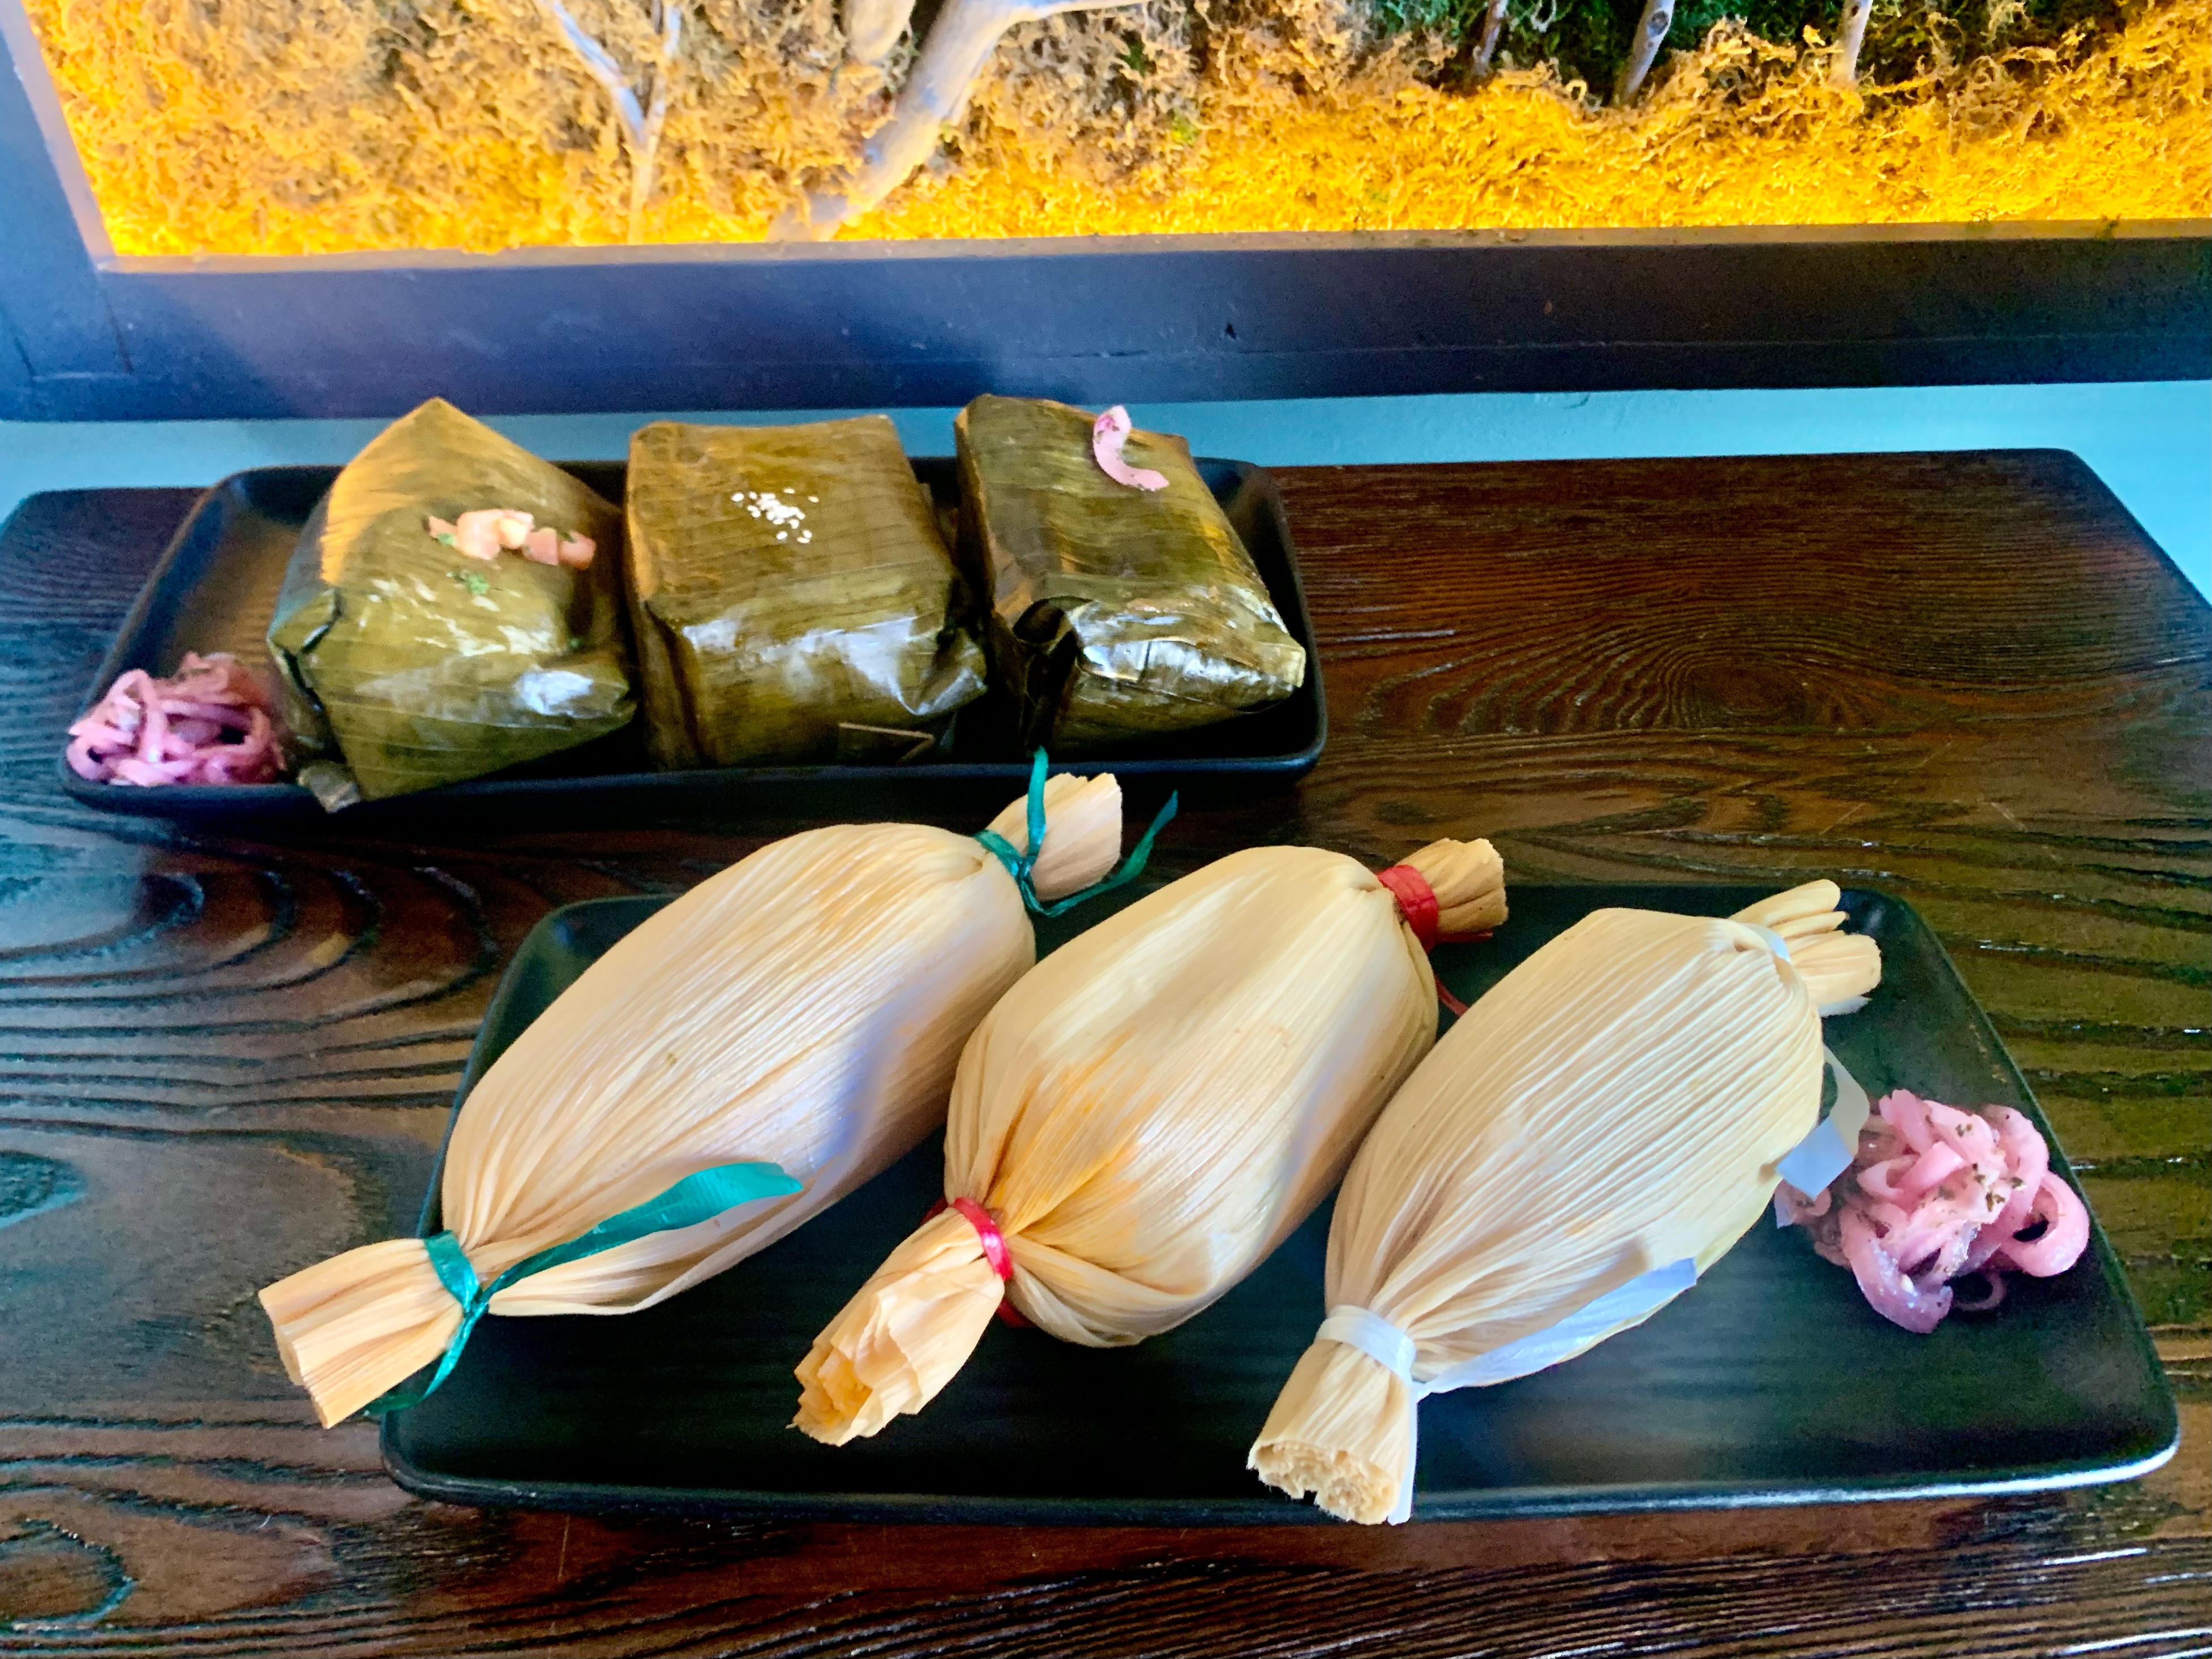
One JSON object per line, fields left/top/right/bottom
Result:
{"left": 1, "top": 451, "right": 2205, "bottom": 1657}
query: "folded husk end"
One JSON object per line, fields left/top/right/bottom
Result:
{"left": 793, "top": 1209, "right": 1006, "bottom": 1444}
{"left": 259, "top": 1237, "right": 460, "bottom": 1427}
{"left": 1403, "top": 838, "right": 1508, "bottom": 935}
{"left": 1249, "top": 1339, "right": 1414, "bottom": 1525}
{"left": 982, "top": 771, "right": 1123, "bottom": 903}
{"left": 1729, "top": 880, "right": 1882, "bottom": 1007}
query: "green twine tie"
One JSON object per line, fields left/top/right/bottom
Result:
{"left": 365, "top": 1159, "right": 803, "bottom": 1418}
{"left": 974, "top": 749, "right": 1178, "bottom": 919}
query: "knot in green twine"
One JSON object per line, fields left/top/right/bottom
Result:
{"left": 974, "top": 749, "right": 1177, "bottom": 919}
{"left": 365, "top": 1159, "right": 802, "bottom": 1418}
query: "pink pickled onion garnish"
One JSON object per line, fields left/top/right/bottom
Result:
{"left": 66, "top": 652, "right": 286, "bottom": 787}
{"left": 1777, "top": 1088, "right": 2089, "bottom": 1334}
{"left": 430, "top": 509, "right": 592, "bottom": 568}
{"left": 1092, "top": 405, "right": 1169, "bottom": 492}
{"left": 449, "top": 509, "right": 511, "bottom": 560}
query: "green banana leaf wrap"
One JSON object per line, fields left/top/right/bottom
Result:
{"left": 954, "top": 395, "right": 1307, "bottom": 753}
{"left": 265, "top": 399, "right": 634, "bottom": 806}
{"left": 623, "top": 417, "right": 987, "bottom": 768}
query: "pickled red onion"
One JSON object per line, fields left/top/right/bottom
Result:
{"left": 428, "top": 510, "right": 593, "bottom": 568}
{"left": 67, "top": 652, "right": 285, "bottom": 787}
{"left": 1777, "top": 1088, "right": 2089, "bottom": 1333}
{"left": 1092, "top": 405, "right": 1169, "bottom": 492}
{"left": 450, "top": 509, "right": 517, "bottom": 560}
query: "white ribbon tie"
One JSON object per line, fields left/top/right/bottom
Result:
{"left": 1318, "top": 1255, "right": 1699, "bottom": 1524}
{"left": 1743, "top": 921, "right": 1872, "bottom": 1199}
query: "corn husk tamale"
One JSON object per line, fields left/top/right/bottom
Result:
{"left": 266, "top": 398, "right": 632, "bottom": 805}
{"left": 792, "top": 838, "right": 1507, "bottom": 1444}
{"left": 260, "top": 773, "right": 1126, "bottom": 1427}
{"left": 624, "top": 418, "right": 987, "bottom": 768}
{"left": 1249, "top": 881, "right": 1884, "bottom": 1524}
{"left": 954, "top": 395, "right": 1307, "bottom": 753}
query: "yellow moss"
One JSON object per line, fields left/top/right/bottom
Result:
{"left": 23, "top": 0, "right": 2210, "bottom": 254}
{"left": 869, "top": 2, "right": 2211, "bottom": 234}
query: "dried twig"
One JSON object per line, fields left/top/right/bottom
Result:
{"left": 844, "top": 0, "right": 912, "bottom": 64}
{"left": 1615, "top": 0, "right": 1674, "bottom": 100}
{"left": 539, "top": 0, "right": 684, "bottom": 240}
{"left": 778, "top": 0, "right": 1144, "bottom": 237}
{"left": 1829, "top": 0, "right": 1873, "bottom": 85}
{"left": 1471, "top": 0, "right": 1509, "bottom": 74}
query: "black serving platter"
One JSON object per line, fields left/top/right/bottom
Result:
{"left": 60, "top": 458, "right": 1324, "bottom": 823}
{"left": 381, "top": 882, "right": 2177, "bottom": 1524}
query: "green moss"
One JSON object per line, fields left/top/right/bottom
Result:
{"left": 1665, "top": 0, "right": 1820, "bottom": 51}
{"left": 1373, "top": 0, "right": 2137, "bottom": 97}
{"left": 1517, "top": 0, "right": 1647, "bottom": 87}
{"left": 1370, "top": 0, "right": 1477, "bottom": 41}
{"left": 1379, "top": 0, "right": 1650, "bottom": 89}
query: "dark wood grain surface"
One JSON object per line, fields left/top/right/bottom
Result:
{"left": 1, "top": 450, "right": 2205, "bottom": 1657}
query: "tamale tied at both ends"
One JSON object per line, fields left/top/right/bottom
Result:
{"left": 1249, "top": 881, "right": 1884, "bottom": 1524}
{"left": 260, "top": 773, "right": 1126, "bottom": 1427}
{"left": 624, "top": 417, "right": 987, "bottom": 769}
{"left": 955, "top": 395, "right": 1308, "bottom": 753}
{"left": 792, "top": 837, "right": 1508, "bottom": 1446}
{"left": 267, "top": 397, "right": 633, "bottom": 805}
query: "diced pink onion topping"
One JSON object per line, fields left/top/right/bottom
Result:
{"left": 1091, "top": 405, "right": 1169, "bottom": 492}
{"left": 1776, "top": 1088, "right": 2089, "bottom": 1334}
{"left": 66, "top": 651, "right": 286, "bottom": 787}
{"left": 428, "top": 509, "right": 592, "bottom": 568}
{"left": 449, "top": 509, "right": 510, "bottom": 560}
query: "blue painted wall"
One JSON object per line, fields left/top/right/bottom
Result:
{"left": 5, "top": 381, "right": 2206, "bottom": 597}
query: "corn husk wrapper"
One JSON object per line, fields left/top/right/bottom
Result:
{"left": 624, "top": 417, "right": 986, "bottom": 769}
{"left": 792, "top": 837, "right": 1508, "bottom": 1445}
{"left": 955, "top": 395, "right": 1308, "bottom": 753}
{"left": 1249, "top": 881, "right": 1884, "bottom": 1524}
{"left": 267, "top": 398, "right": 633, "bottom": 804}
{"left": 259, "top": 774, "right": 1125, "bottom": 1427}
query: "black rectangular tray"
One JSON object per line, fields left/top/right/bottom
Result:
{"left": 381, "top": 881, "right": 2177, "bottom": 1524}
{"left": 60, "top": 458, "right": 1324, "bottom": 823}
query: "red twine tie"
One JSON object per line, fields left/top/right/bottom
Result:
{"left": 924, "top": 1196, "right": 1028, "bottom": 1325}
{"left": 1375, "top": 862, "right": 1491, "bottom": 1017}
{"left": 1375, "top": 864, "right": 1441, "bottom": 950}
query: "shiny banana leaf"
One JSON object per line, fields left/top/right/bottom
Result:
{"left": 266, "top": 398, "right": 633, "bottom": 806}
{"left": 954, "top": 395, "right": 1307, "bottom": 753}
{"left": 624, "top": 417, "right": 985, "bottom": 769}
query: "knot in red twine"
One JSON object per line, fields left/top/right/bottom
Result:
{"left": 1375, "top": 862, "right": 1490, "bottom": 1017}
{"left": 923, "top": 1197, "right": 1028, "bottom": 1326}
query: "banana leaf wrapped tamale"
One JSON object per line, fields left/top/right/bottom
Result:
{"left": 624, "top": 418, "right": 987, "bottom": 768}
{"left": 954, "top": 395, "right": 1307, "bottom": 753}
{"left": 266, "top": 398, "right": 633, "bottom": 807}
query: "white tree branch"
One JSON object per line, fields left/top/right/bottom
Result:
{"left": 536, "top": 0, "right": 682, "bottom": 242}
{"left": 1829, "top": 0, "right": 1872, "bottom": 87}
{"left": 845, "top": 0, "right": 916, "bottom": 66}
{"left": 1614, "top": 0, "right": 1673, "bottom": 101}
{"left": 779, "top": 0, "right": 1142, "bottom": 238}
{"left": 540, "top": 0, "right": 653, "bottom": 147}
{"left": 1471, "top": 0, "right": 1508, "bottom": 74}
